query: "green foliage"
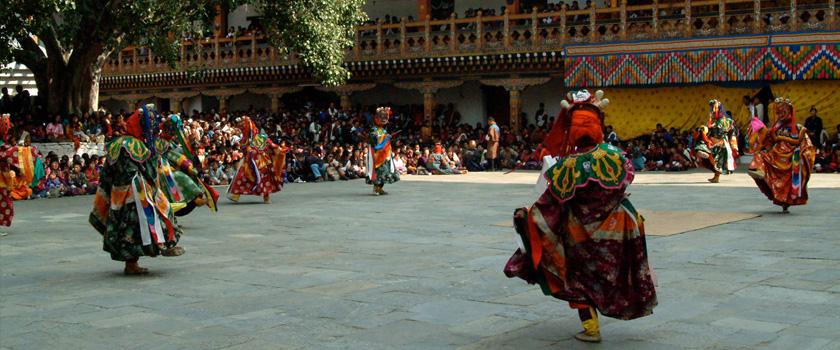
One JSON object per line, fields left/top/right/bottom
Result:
{"left": 261, "top": 0, "right": 367, "bottom": 86}
{"left": 0, "top": 0, "right": 367, "bottom": 85}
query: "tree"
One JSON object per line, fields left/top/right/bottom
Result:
{"left": 0, "top": 0, "right": 366, "bottom": 115}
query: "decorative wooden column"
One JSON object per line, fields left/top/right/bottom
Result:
{"left": 169, "top": 97, "right": 181, "bottom": 113}
{"left": 250, "top": 86, "right": 305, "bottom": 114}
{"left": 339, "top": 93, "right": 352, "bottom": 110}
{"left": 204, "top": 88, "right": 247, "bottom": 113}
{"left": 219, "top": 96, "right": 228, "bottom": 111}
{"left": 315, "top": 83, "right": 376, "bottom": 111}
{"left": 214, "top": 5, "right": 228, "bottom": 38}
{"left": 417, "top": 0, "right": 430, "bottom": 20}
{"left": 115, "top": 93, "right": 154, "bottom": 111}
{"left": 509, "top": 0, "right": 521, "bottom": 14}
{"left": 271, "top": 94, "right": 280, "bottom": 113}
{"left": 394, "top": 80, "right": 464, "bottom": 141}
{"left": 480, "top": 77, "right": 551, "bottom": 133}
{"left": 161, "top": 91, "right": 200, "bottom": 115}
{"left": 509, "top": 89, "right": 522, "bottom": 132}
{"left": 422, "top": 88, "right": 436, "bottom": 130}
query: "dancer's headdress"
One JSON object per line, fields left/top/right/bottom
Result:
{"left": 126, "top": 104, "right": 159, "bottom": 154}
{"left": 772, "top": 97, "right": 796, "bottom": 131}
{"left": 542, "top": 89, "right": 609, "bottom": 158}
{"left": 374, "top": 107, "right": 391, "bottom": 127}
{"left": 237, "top": 116, "right": 258, "bottom": 145}
{"left": 161, "top": 114, "right": 198, "bottom": 165}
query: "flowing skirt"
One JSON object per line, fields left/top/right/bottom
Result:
{"left": 90, "top": 156, "right": 181, "bottom": 261}
{"left": 507, "top": 194, "right": 657, "bottom": 320}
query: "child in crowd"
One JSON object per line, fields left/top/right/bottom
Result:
{"left": 45, "top": 172, "right": 65, "bottom": 198}
{"left": 67, "top": 163, "right": 90, "bottom": 196}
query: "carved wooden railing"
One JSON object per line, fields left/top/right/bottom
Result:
{"left": 102, "top": 0, "right": 838, "bottom": 76}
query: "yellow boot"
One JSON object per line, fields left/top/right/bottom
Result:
{"left": 574, "top": 307, "right": 602, "bottom": 343}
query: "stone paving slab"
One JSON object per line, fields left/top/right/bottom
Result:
{"left": 1, "top": 171, "right": 839, "bottom": 349}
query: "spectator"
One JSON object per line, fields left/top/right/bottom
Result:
{"left": 46, "top": 115, "right": 65, "bottom": 141}
{"left": 804, "top": 106, "right": 824, "bottom": 147}
{"left": 207, "top": 160, "right": 229, "bottom": 185}
{"left": 67, "top": 162, "right": 91, "bottom": 195}
{"left": 605, "top": 125, "right": 619, "bottom": 146}
{"left": 45, "top": 171, "right": 65, "bottom": 198}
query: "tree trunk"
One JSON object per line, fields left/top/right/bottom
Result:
{"left": 32, "top": 48, "right": 106, "bottom": 115}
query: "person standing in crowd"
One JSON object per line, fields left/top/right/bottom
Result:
{"left": 365, "top": 107, "right": 400, "bottom": 195}
{"left": 535, "top": 102, "right": 547, "bottom": 128}
{"left": 804, "top": 106, "right": 824, "bottom": 147}
{"left": 504, "top": 90, "right": 656, "bottom": 343}
{"left": 748, "top": 97, "right": 816, "bottom": 213}
{"left": 90, "top": 105, "right": 184, "bottom": 275}
{"left": 605, "top": 125, "right": 619, "bottom": 146}
{"left": 227, "top": 116, "right": 286, "bottom": 204}
{"left": 693, "top": 99, "right": 738, "bottom": 183}
{"left": 486, "top": 117, "right": 500, "bottom": 171}
{"left": 156, "top": 114, "right": 219, "bottom": 216}
{"left": 753, "top": 96, "right": 766, "bottom": 124}
{"left": 0, "top": 88, "right": 12, "bottom": 113}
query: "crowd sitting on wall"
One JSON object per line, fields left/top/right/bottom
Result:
{"left": 4, "top": 94, "right": 840, "bottom": 201}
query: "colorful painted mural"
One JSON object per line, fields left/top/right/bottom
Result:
{"left": 565, "top": 45, "right": 840, "bottom": 87}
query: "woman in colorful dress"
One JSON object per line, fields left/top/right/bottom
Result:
{"left": 693, "top": 99, "right": 739, "bottom": 183}
{"left": 0, "top": 114, "right": 43, "bottom": 226}
{"left": 365, "top": 107, "right": 400, "bottom": 195}
{"left": 504, "top": 90, "right": 657, "bottom": 343}
{"left": 748, "top": 97, "right": 816, "bottom": 213}
{"left": 90, "top": 106, "right": 184, "bottom": 275}
{"left": 156, "top": 114, "right": 218, "bottom": 216}
{"left": 227, "top": 116, "right": 286, "bottom": 204}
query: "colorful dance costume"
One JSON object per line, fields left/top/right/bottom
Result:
{"left": 694, "top": 100, "right": 739, "bottom": 183}
{"left": 156, "top": 114, "right": 218, "bottom": 216}
{"left": 504, "top": 90, "right": 657, "bottom": 343}
{"left": 0, "top": 114, "right": 44, "bottom": 226}
{"left": 90, "top": 106, "right": 184, "bottom": 264}
{"left": 365, "top": 107, "right": 399, "bottom": 195}
{"left": 227, "top": 117, "right": 286, "bottom": 203}
{"left": 748, "top": 97, "right": 816, "bottom": 212}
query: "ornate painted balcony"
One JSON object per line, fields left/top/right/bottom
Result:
{"left": 101, "top": 0, "right": 838, "bottom": 82}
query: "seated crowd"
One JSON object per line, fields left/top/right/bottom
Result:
{"left": 5, "top": 100, "right": 840, "bottom": 201}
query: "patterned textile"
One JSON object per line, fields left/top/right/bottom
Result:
{"left": 155, "top": 139, "right": 218, "bottom": 213}
{"left": 90, "top": 137, "right": 181, "bottom": 261}
{"left": 0, "top": 189, "right": 11, "bottom": 227}
{"left": 365, "top": 126, "right": 400, "bottom": 186}
{"left": 694, "top": 114, "right": 739, "bottom": 173}
{"left": 545, "top": 143, "right": 632, "bottom": 202}
{"left": 0, "top": 145, "right": 42, "bottom": 225}
{"left": 227, "top": 134, "right": 286, "bottom": 197}
{"left": 507, "top": 144, "right": 657, "bottom": 320}
{"left": 750, "top": 124, "right": 816, "bottom": 207}
{"left": 565, "top": 44, "right": 840, "bottom": 87}
{"left": 107, "top": 136, "right": 151, "bottom": 164}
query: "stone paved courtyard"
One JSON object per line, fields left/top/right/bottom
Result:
{"left": 2, "top": 171, "right": 840, "bottom": 349}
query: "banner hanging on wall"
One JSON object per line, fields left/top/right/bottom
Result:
{"left": 565, "top": 44, "right": 840, "bottom": 87}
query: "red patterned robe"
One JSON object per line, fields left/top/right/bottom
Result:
{"left": 750, "top": 123, "right": 815, "bottom": 207}
{"left": 227, "top": 134, "right": 286, "bottom": 197}
{"left": 506, "top": 143, "right": 657, "bottom": 320}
